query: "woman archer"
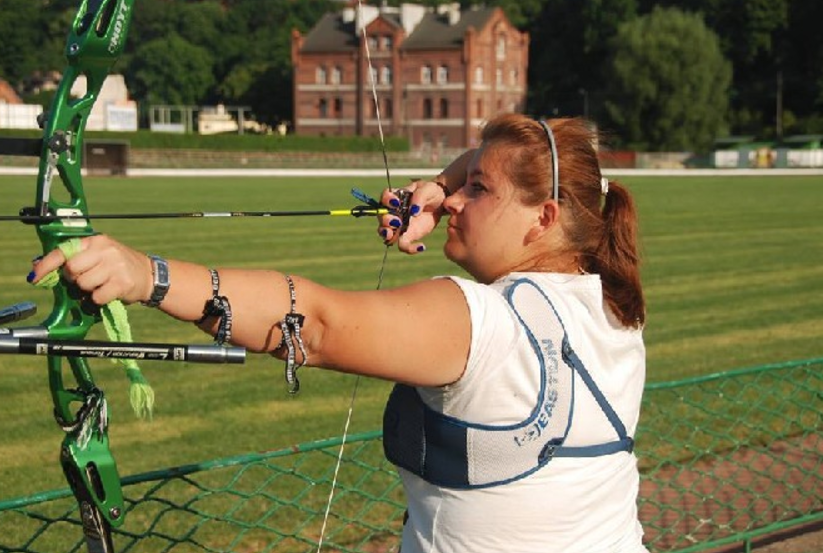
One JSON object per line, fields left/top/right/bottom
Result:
{"left": 32, "top": 113, "right": 649, "bottom": 553}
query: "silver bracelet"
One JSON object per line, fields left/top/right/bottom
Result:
{"left": 196, "top": 268, "right": 233, "bottom": 345}
{"left": 279, "top": 275, "right": 307, "bottom": 394}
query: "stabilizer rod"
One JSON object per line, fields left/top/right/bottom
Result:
{"left": 0, "top": 336, "right": 246, "bottom": 364}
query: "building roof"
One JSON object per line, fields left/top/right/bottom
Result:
{"left": 400, "top": 8, "right": 496, "bottom": 50}
{"left": 299, "top": 6, "right": 498, "bottom": 53}
{"left": 300, "top": 13, "right": 359, "bottom": 53}
{"left": 0, "top": 79, "right": 22, "bottom": 104}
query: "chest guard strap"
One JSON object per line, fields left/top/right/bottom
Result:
{"left": 382, "top": 278, "right": 634, "bottom": 489}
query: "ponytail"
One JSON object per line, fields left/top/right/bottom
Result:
{"left": 542, "top": 118, "right": 645, "bottom": 328}
{"left": 593, "top": 180, "right": 645, "bottom": 327}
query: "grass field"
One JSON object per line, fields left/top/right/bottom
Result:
{"left": 0, "top": 173, "right": 821, "bottom": 505}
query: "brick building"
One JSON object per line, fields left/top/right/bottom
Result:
{"left": 291, "top": 2, "right": 529, "bottom": 150}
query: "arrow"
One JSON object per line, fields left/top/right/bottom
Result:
{"left": 0, "top": 206, "right": 388, "bottom": 224}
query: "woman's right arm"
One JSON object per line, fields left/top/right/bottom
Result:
{"left": 435, "top": 148, "right": 475, "bottom": 196}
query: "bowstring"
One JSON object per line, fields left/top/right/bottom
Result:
{"left": 362, "top": 0, "right": 394, "bottom": 290}
{"left": 316, "top": 2, "right": 395, "bottom": 551}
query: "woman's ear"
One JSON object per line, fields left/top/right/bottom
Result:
{"left": 525, "top": 200, "right": 560, "bottom": 243}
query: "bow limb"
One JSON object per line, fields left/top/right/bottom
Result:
{"left": 33, "top": 0, "right": 136, "bottom": 549}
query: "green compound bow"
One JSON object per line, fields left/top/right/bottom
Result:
{"left": 0, "top": 1, "right": 244, "bottom": 550}
{"left": 0, "top": 2, "right": 407, "bottom": 550}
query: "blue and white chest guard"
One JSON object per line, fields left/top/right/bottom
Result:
{"left": 383, "top": 278, "right": 634, "bottom": 489}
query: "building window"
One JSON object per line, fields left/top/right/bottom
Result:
{"left": 380, "top": 66, "right": 392, "bottom": 85}
{"left": 368, "top": 36, "right": 378, "bottom": 51}
{"left": 381, "top": 36, "right": 393, "bottom": 50}
{"left": 333, "top": 97, "right": 342, "bottom": 117}
{"left": 331, "top": 67, "right": 342, "bottom": 85}
{"left": 475, "top": 66, "right": 484, "bottom": 84}
{"left": 510, "top": 69, "right": 518, "bottom": 86}
{"left": 437, "top": 65, "right": 449, "bottom": 84}
{"left": 319, "top": 98, "right": 328, "bottom": 118}
{"left": 496, "top": 68, "right": 503, "bottom": 86}
{"left": 440, "top": 98, "right": 449, "bottom": 118}
{"left": 421, "top": 65, "right": 432, "bottom": 84}
{"left": 496, "top": 36, "right": 506, "bottom": 60}
{"left": 423, "top": 98, "right": 433, "bottom": 119}
{"left": 316, "top": 66, "right": 327, "bottom": 84}
{"left": 368, "top": 66, "right": 378, "bottom": 85}
{"left": 384, "top": 98, "right": 393, "bottom": 118}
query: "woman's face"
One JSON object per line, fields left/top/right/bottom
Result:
{"left": 442, "top": 142, "right": 545, "bottom": 283}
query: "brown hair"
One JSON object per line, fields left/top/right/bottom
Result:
{"left": 481, "top": 113, "right": 645, "bottom": 328}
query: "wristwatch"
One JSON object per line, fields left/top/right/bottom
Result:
{"left": 142, "top": 255, "right": 170, "bottom": 307}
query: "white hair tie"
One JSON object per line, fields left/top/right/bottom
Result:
{"left": 600, "top": 177, "right": 609, "bottom": 196}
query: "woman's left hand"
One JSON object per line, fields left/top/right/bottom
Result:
{"left": 30, "top": 234, "right": 154, "bottom": 306}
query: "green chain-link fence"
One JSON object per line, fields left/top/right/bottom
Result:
{"left": 1, "top": 358, "right": 821, "bottom": 553}
{"left": 638, "top": 357, "right": 823, "bottom": 552}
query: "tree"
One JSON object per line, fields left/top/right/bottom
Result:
{"left": 212, "top": 0, "right": 335, "bottom": 125}
{"left": 781, "top": 0, "right": 823, "bottom": 133}
{"left": 636, "top": 0, "right": 790, "bottom": 136}
{"left": 129, "top": 34, "right": 216, "bottom": 106}
{"left": 603, "top": 7, "right": 731, "bottom": 152}
{"left": 0, "top": 0, "right": 45, "bottom": 83}
{"left": 483, "top": 0, "right": 547, "bottom": 29}
{"left": 637, "top": 0, "right": 789, "bottom": 65}
{"left": 525, "top": 0, "right": 637, "bottom": 119}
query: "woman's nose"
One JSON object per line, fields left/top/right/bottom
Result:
{"left": 442, "top": 188, "right": 461, "bottom": 215}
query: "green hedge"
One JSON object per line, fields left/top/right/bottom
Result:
{"left": 0, "top": 128, "right": 409, "bottom": 153}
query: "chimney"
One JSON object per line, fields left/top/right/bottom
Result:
{"left": 437, "top": 2, "right": 460, "bottom": 26}
{"left": 342, "top": 7, "right": 355, "bottom": 24}
{"left": 400, "top": 3, "right": 426, "bottom": 34}
{"left": 355, "top": 4, "right": 380, "bottom": 35}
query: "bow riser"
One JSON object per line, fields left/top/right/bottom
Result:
{"left": 34, "top": 0, "right": 137, "bottom": 540}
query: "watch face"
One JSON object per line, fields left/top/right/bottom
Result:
{"left": 147, "top": 256, "right": 170, "bottom": 306}
{"left": 157, "top": 262, "right": 169, "bottom": 285}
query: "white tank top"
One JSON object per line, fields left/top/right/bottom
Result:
{"left": 398, "top": 272, "right": 648, "bottom": 553}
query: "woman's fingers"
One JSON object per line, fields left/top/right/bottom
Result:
{"left": 28, "top": 247, "right": 67, "bottom": 284}
{"left": 376, "top": 180, "right": 446, "bottom": 253}
{"left": 29, "top": 235, "right": 152, "bottom": 305}
{"left": 377, "top": 210, "right": 406, "bottom": 245}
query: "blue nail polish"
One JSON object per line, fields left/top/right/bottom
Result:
{"left": 410, "top": 205, "right": 421, "bottom": 216}
{"left": 416, "top": 245, "right": 426, "bottom": 253}
{"left": 26, "top": 271, "right": 36, "bottom": 283}
{"left": 389, "top": 219, "right": 401, "bottom": 228}
{"left": 389, "top": 198, "right": 400, "bottom": 208}
{"left": 380, "top": 228, "right": 389, "bottom": 238}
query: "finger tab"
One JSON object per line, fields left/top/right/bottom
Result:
{"left": 391, "top": 189, "right": 413, "bottom": 236}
